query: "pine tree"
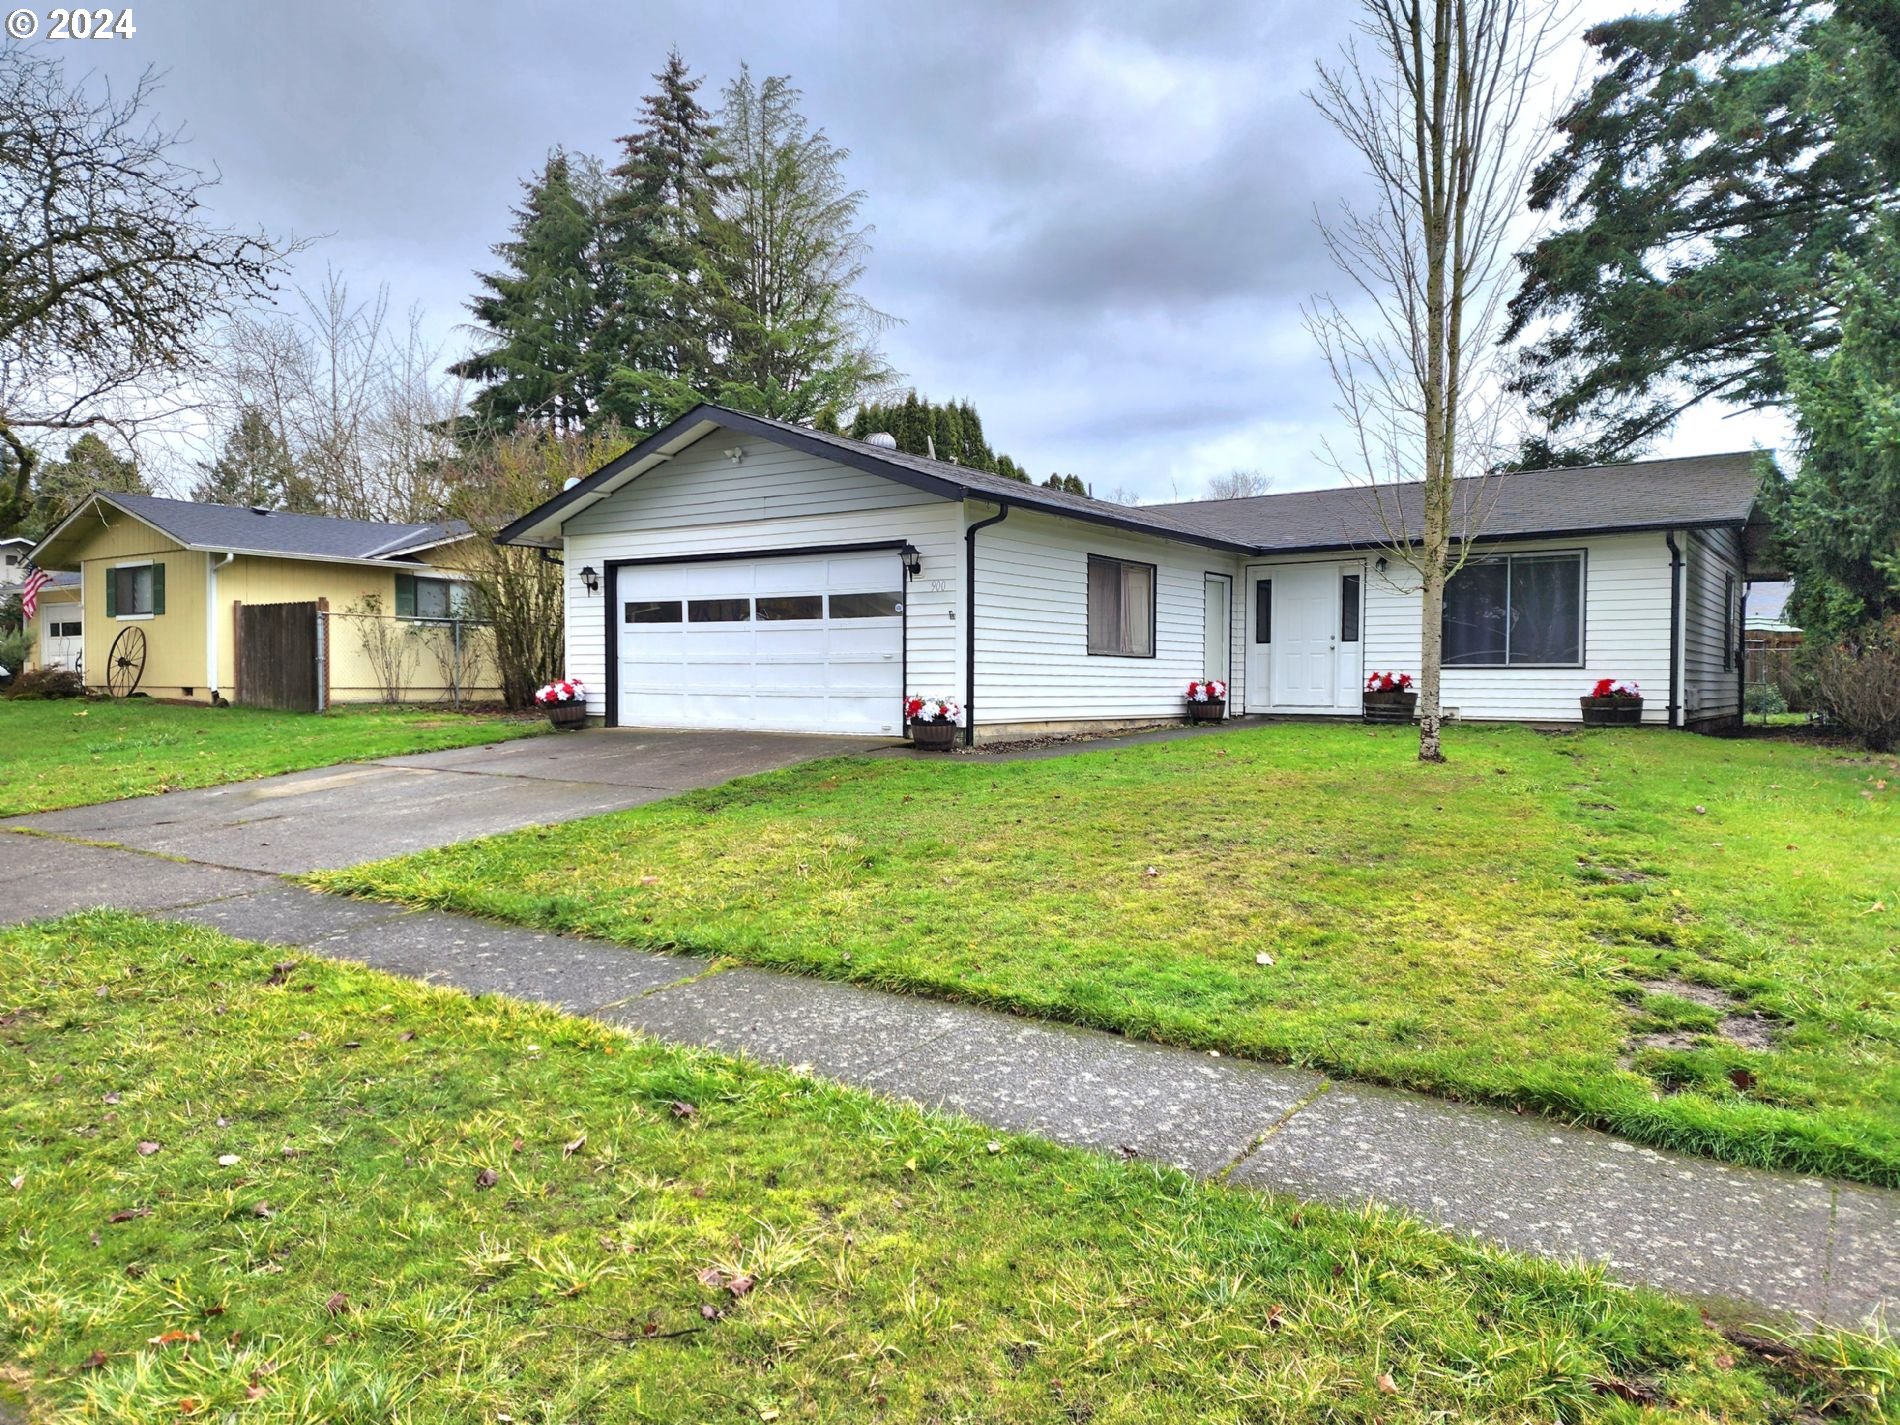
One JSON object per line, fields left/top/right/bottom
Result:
{"left": 844, "top": 393, "right": 1031, "bottom": 478}
{"left": 191, "top": 406, "right": 311, "bottom": 510}
{"left": 702, "top": 67, "right": 895, "bottom": 422}
{"left": 1768, "top": 231, "right": 1900, "bottom": 641}
{"left": 452, "top": 150, "right": 611, "bottom": 434}
{"left": 596, "top": 50, "right": 726, "bottom": 435}
{"left": 28, "top": 433, "right": 146, "bottom": 536}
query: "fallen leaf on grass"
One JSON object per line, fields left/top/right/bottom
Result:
{"left": 1376, "top": 1373, "right": 1399, "bottom": 1396}
{"left": 252, "top": 1201, "right": 273, "bottom": 1219}
{"left": 217, "top": 1154, "right": 241, "bottom": 1167}
{"left": 147, "top": 1330, "right": 199, "bottom": 1346}
{"left": 107, "top": 1207, "right": 150, "bottom": 1223}
{"left": 563, "top": 1134, "right": 586, "bottom": 1158}
{"left": 1266, "top": 1304, "right": 1285, "bottom": 1331}
{"left": 323, "top": 1292, "right": 348, "bottom": 1315}
{"left": 136, "top": 1141, "right": 161, "bottom": 1156}
{"left": 669, "top": 1101, "right": 697, "bottom": 1120}
{"left": 1729, "top": 1067, "right": 1756, "bottom": 1092}
{"left": 81, "top": 1349, "right": 108, "bottom": 1370}
{"left": 1591, "top": 1377, "right": 1661, "bottom": 1404}
{"left": 7, "top": 1173, "right": 22, "bottom": 1191}
{"left": 474, "top": 1167, "right": 499, "bottom": 1190}
{"left": 265, "top": 960, "right": 298, "bottom": 986}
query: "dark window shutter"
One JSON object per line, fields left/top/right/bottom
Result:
{"left": 150, "top": 561, "right": 165, "bottom": 615}
{"left": 394, "top": 573, "right": 416, "bottom": 618}
{"left": 105, "top": 568, "right": 118, "bottom": 618}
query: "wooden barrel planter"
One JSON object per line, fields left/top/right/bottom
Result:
{"left": 909, "top": 719, "right": 958, "bottom": 751}
{"left": 545, "top": 702, "right": 588, "bottom": 731}
{"left": 1185, "top": 699, "right": 1225, "bottom": 723}
{"left": 1363, "top": 691, "right": 1417, "bottom": 723}
{"left": 1580, "top": 696, "right": 1643, "bottom": 726}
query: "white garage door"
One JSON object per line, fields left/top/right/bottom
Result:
{"left": 617, "top": 550, "right": 905, "bottom": 734}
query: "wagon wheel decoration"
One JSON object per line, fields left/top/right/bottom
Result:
{"left": 105, "top": 625, "right": 147, "bottom": 697}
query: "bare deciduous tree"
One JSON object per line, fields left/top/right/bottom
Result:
{"left": 214, "top": 271, "right": 463, "bottom": 521}
{"left": 1306, "top": 0, "right": 1570, "bottom": 761}
{"left": 1201, "top": 468, "right": 1273, "bottom": 500}
{"left": 0, "top": 49, "right": 297, "bottom": 532}
{"left": 433, "top": 426, "right": 631, "bottom": 708}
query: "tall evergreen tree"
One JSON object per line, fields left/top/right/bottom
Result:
{"left": 847, "top": 393, "right": 1031, "bottom": 479}
{"left": 1507, "top": 0, "right": 1900, "bottom": 462}
{"left": 28, "top": 433, "right": 146, "bottom": 537}
{"left": 703, "top": 66, "right": 894, "bottom": 422}
{"left": 1767, "top": 230, "right": 1900, "bottom": 641}
{"left": 452, "top": 150, "right": 611, "bottom": 434}
{"left": 191, "top": 406, "right": 312, "bottom": 510}
{"left": 596, "top": 50, "right": 727, "bottom": 435}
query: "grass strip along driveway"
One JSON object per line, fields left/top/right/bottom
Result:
{"left": 312, "top": 724, "right": 1900, "bottom": 1187}
{"left": 3, "top": 914, "right": 1893, "bottom": 1423}
{"left": 0, "top": 700, "right": 542, "bottom": 817}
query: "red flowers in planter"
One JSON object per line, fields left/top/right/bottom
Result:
{"left": 1186, "top": 679, "right": 1227, "bottom": 703}
{"left": 904, "top": 695, "right": 962, "bottom": 724}
{"left": 1365, "top": 671, "right": 1414, "bottom": 693}
{"left": 534, "top": 678, "right": 585, "bottom": 706}
{"left": 1589, "top": 678, "right": 1641, "bottom": 700}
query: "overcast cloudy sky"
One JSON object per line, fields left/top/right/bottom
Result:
{"left": 67, "top": 0, "right": 1786, "bottom": 501}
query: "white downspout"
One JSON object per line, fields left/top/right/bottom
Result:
{"left": 207, "top": 552, "right": 235, "bottom": 701}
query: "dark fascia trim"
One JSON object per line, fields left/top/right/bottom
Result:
{"left": 496, "top": 404, "right": 1256, "bottom": 555}
{"left": 1238, "top": 517, "right": 1749, "bottom": 560}
{"left": 600, "top": 539, "right": 912, "bottom": 570}
{"left": 497, "top": 407, "right": 967, "bottom": 546}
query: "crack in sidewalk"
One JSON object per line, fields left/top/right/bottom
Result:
{"left": 1216, "top": 1079, "right": 1332, "bottom": 1183}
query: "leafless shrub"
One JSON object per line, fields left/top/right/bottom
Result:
{"left": 1807, "top": 617, "right": 1900, "bottom": 751}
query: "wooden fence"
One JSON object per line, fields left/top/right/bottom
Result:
{"left": 234, "top": 600, "right": 323, "bottom": 712}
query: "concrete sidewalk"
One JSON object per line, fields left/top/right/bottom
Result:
{"left": 5, "top": 844, "right": 1881, "bottom": 1326}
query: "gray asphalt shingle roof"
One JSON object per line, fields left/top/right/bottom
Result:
{"left": 100, "top": 493, "right": 468, "bottom": 562}
{"left": 1147, "top": 452, "right": 1772, "bottom": 552}
{"left": 498, "top": 404, "right": 1771, "bottom": 556}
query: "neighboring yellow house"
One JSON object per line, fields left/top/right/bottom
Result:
{"left": 26, "top": 493, "right": 502, "bottom": 705}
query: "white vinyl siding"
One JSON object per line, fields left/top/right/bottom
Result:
{"left": 971, "top": 504, "right": 1242, "bottom": 725}
{"left": 1244, "top": 532, "right": 1674, "bottom": 723}
{"left": 561, "top": 432, "right": 962, "bottom": 720}
{"left": 1682, "top": 526, "right": 1744, "bottom": 725}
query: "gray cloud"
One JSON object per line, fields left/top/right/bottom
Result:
{"left": 61, "top": 0, "right": 1779, "bottom": 502}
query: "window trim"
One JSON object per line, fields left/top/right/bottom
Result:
{"left": 1085, "top": 553, "right": 1159, "bottom": 659}
{"left": 1442, "top": 548, "right": 1588, "bottom": 669}
{"left": 109, "top": 559, "right": 158, "bottom": 621}
{"left": 397, "top": 571, "right": 484, "bottom": 624}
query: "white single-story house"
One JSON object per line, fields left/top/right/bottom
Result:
{"left": 499, "top": 405, "right": 1778, "bottom": 742}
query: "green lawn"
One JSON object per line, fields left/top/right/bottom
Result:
{"left": 3, "top": 914, "right": 1891, "bottom": 1423}
{"left": 311, "top": 724, "right": 1900, "bottom": 1186}
{"left": 0, "top": 700, "right": 543, "bottom": 816}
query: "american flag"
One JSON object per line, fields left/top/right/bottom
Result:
{"left": 19, "top": 566, "right": 50, "bottom": 620}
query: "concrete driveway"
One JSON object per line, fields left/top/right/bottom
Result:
{"left": 1, "top": 728, "right": 886, "bottom": 878}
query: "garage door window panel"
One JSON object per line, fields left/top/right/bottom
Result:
{"left": 758, "top": 594, "right": 823, "bottom": 621}
{"left": 625, "top": 600, "right": 683, "bottom": 624}
{"left": 688, "top": 597, "right": 750, "bottom": 622}
{"left": 830, "top": 591, "right": 902, "bottom": 618}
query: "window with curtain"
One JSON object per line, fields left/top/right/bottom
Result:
{"left": 1443, "top": 552, "right": 1583, "bottom": 666}
{"left": 1087, "top": 555, "right": 1156, "bottom": 657}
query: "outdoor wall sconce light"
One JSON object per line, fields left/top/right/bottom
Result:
{"left": 901, "top": 545, "right": 922, "bottom": 578}
{"left": 1375, "top": 556, "right": 1389, "bottom": 574}
{"left": 724, "top": 446, "right": 746, "bottom": 464}
{"left": 579, "top": 565, "right": 600, "bottom": 594}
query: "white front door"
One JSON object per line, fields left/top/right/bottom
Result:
{"left": 1244, "top": 562, "right": 1365, "bottom": 713}
{"left": 1273, "top": 564, "right": 1338, "bottom": 706}
{"left": 616, "top": 550, "right": 904, "bottom": 735}
{"left": 1202, "top": 574, "right": 1231, "bottom": 687}
{"left": 41, "top": 605, "right": 83, "bottom": 671}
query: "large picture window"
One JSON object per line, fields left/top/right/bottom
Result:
{"left": 1444, "top": 552, "right": 1584, "bottom": 667}
{"left": 1087, "top": 555, "right": 1156, "bottom": 657}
